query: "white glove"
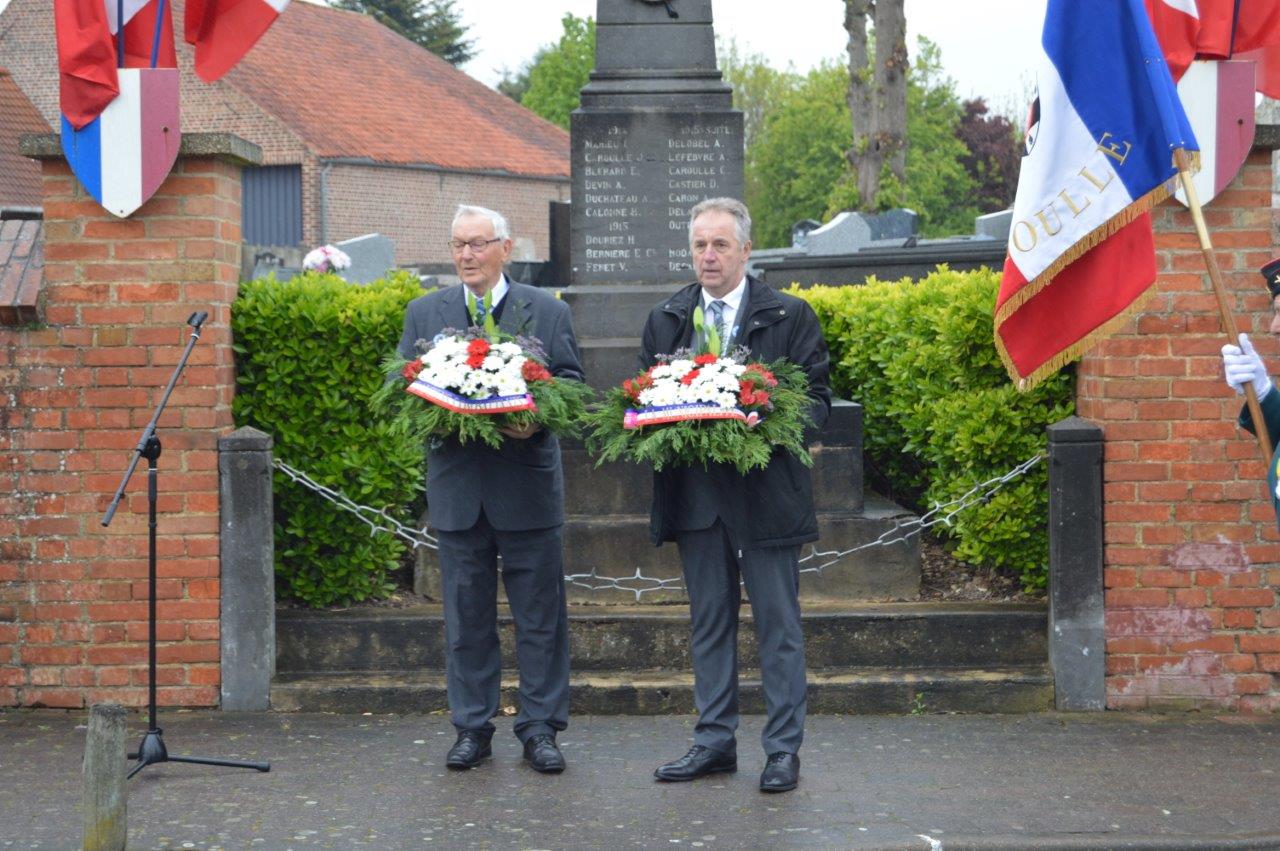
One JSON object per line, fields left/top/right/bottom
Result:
{"left": 1222, "top": 332, "right": 1273, "bottom": 398}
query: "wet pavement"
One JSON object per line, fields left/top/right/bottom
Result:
{"left": 2, "top": 709, "right": 1279, "bottom": 849}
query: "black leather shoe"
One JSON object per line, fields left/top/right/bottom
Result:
{"left": 759, "top": 752, "right": 799, "bottom": 792}
{"left": 653, "top": 745, "right": 737, "bottom": 782}
{"left": 522, "top": 734, "right": 566, "bottom": 773}
{"left": 446, "top": 730, "right": 491, "bottom": 769}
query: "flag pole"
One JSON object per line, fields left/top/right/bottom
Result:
{"left": 1173, "top": 147, "right": 1273, "bottom": 458}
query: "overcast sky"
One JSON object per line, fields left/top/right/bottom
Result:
{"left": 457, "top": 0, "right": 1048, "bottom": 115}
{"left": 0, "top": 0, "right": 1049, "bottom": 112}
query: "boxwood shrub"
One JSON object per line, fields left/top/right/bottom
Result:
{"left": 792, "top": 267, "right": 1075, "bottom": 589}
{"left": 231, "top": 271, "right": 426, "bottom": 607}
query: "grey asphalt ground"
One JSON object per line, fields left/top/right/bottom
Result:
{"left": 1, "top": 710, "right": 1279, "bottom": 850}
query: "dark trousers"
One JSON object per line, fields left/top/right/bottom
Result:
{"left": 675, "top": 520, "right": 807, "bottom": 756}
{"left": 435, "top": 513, "right": 569, "bottom": 743}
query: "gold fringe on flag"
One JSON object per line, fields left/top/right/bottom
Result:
{"left": 992, "top": 149, "right": 1200, "bottom": 391}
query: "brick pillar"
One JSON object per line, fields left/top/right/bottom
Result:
{"left": 1078, "top": 131, "right": 1280, "bottom": 711}
{"left": 0, "top": 133, "right": 262, "bottom": 708}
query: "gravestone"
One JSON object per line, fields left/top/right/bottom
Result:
{"left": 570, "top": 0, "right": 744, "bottom": 287}
{"left": 976, "top": 209, "right": 1013, "bottom": 241}
{"left": 335, "top": 233, "right": 396, "bottom": 284}
{"left": 805, "top": 212, "right": 874, "bottom": 256}
{"left": 872, "top": 208, "right": 919, "bottom": 241}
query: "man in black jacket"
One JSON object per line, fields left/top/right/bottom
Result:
{"left": 640, "top": 198, "right": 831, "bottom": 793}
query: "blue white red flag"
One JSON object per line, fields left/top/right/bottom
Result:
{"left": 60, "top": 67, "right": 181, "bottom": 218}
{"left": 1173, "top": 59, "right": 1256, "bottom": 206}
{"left": 995, "top": 0, "right": 1199, "bottom": 390}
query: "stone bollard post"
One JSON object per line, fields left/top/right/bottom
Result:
{"left": 219, "top": 427, "right": 276, "bottom": 710}
{"left": 1047, "top": 416, "right": 1106, "bottom": 710}
{"left": 83, "top": 703, "right": 127, "bottom": 850}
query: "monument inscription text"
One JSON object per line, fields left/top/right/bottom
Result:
{"left": 571, "top": 111, "right": 744, "bottom": 286}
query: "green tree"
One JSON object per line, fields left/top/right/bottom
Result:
{"left": 520, "top": 14, "right": 596, "bottom": 129}
{"left": 335, "top": 0, "right": 475, "bottom": 66}
{"left": 745, "top": 62, "right": 852, "bottom": 249}
{"left": 420, "top": 0, "right": 475, "bottom": 66}
{"left": 495, "top": 49, "right": 547, "bottom": 103}
{"left": 718, "top": 38, "right": 799, "bottom": 148}
{"left": 745, "top": 38, "right": 979, "bottom": 247}
{"left": 878, "top": 38, "right": 979, "bottom": 236}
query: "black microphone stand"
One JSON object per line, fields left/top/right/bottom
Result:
{"left": 102, "top": 311, "right": 270, "bottom": 779}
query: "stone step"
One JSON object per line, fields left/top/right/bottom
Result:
{"left": 415, "top": 500, "right": 921, "bottom": 604}
{"left": 270, "top": 665, "right": 1055, "bottom": 715}
{"left": 560, "top": 443, "right": 863, "bottom": 515}
{"left": 580, "top": 337, "right": 646, "bottom": 391}
{"left": 559, "top": 283, "right": 682, "bottom": 339}
{"left": 275, "top": 602, "right": 1046, "bottom": 674}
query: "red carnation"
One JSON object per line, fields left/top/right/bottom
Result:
{"left": 745, "top": 364, "right": 777, "bottom": 387}
{"left": 466, "top": 352, "right": 486, "bottom": 369}
{"left": 522, "top": 359, "right": 553, "bottom": 382}
{"left": 694, "top": 353, "right": 717, "bottom": 366}
{"left": 402, "top": 360, "right": 421, "bottom": 382}
{"left": 467, "top": 338, "right": 490, "bottom": 357}
{"left": 680, "top": 369, "right": 700, "bottom": 386}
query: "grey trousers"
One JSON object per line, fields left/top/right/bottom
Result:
{"left": 675, "top": 521, "right": 807, "bottom": 756}
{"left": 435, "top": 513, "right": 569, "bottom": 743}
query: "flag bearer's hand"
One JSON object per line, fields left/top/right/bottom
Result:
{"left": 1222, "top": 332, "right": 1273, "bottom": 399}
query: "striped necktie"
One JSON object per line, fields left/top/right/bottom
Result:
{"left": 707, "top": 299, "right": 727, "bottom": 347}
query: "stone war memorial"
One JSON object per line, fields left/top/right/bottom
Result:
{"left": 5, "top": 0, "right": 1280, "bottom": 844}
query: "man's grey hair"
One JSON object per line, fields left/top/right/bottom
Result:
{"left": 453, "top": 205, "right": 511, "bottom": 240}
{"left": 689, "top": 197, "right": 752, "bottom": 245}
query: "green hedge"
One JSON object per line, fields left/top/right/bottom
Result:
{"left": 792, "top": 267, "right": 1075, "bottom": 589}
{"left": 232, "top": 272, "right": 426, "bottom": 607}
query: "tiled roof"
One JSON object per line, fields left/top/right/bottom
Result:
{"left": 224, "top": 2, "right": 568, "bottom": 176}
{"left": 0, "top": 0, "right": 568, "bottom": 180}
{"left": 0, "top": 68, "right": 49, "bottom": 210}
{"left": 0, "top": 216, "right": 43, "bottom": 326}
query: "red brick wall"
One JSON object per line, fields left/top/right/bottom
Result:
{"left": 322, "top": 163, "right": 570, "bottom": 266}
{"left": 1081, "top": 149, "right": 1280, "bottom": 711}
{"left": 0, "top": 154, "right": 244, "bottom": 709}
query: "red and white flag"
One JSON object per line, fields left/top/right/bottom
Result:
{"left": 54, "top": 0, "right": 177, "bottom": 129}
{"left": 184, "top": 0, "right": 290, "bottom": 83}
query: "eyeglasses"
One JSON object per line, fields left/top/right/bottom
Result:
{"left": 448, "top": 237, "right": 503, "bottom": 254}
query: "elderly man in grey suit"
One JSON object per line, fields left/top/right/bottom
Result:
{"left": 397, "top": 205, "right": 584, "bottom": 773}
{"left": 641, "top": 198, "right": 831, "bottom": 793}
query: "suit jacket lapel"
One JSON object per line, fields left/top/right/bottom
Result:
{"left": 438, "top": 285, "right": 471, "bottom": 331}
{"left": 498, "top": 285, "right": 533, "bottom": 338}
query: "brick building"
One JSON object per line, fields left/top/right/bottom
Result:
{"left": 1079, "top": 134, "right": 1280, "bottom": 711}
{"left": 0, "top": 0, "right": 569, "bottom": 266}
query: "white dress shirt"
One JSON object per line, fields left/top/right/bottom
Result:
{"left": 467, "top": 275, "right": 509, "bottom": 318}
{"left": 701, "top": 276, "right": 748, "bottom": 345}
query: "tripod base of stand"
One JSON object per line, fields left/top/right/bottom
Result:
{"left": 127, "top": 727, "right": 271, "bottom": 779}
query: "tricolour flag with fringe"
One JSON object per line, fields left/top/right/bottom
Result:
{"left": 995, "top": 0, "right": 1199, "bottom": 390}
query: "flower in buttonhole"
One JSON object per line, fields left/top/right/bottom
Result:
{"left": 302, "top": 244, "right": 352, "bottom": 274}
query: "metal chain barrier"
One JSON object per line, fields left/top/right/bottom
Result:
{"left": 272, "top": 460, "right": 439, "bottom": 551}
{"left": 796, "top": 452, "right": 1045, "bottom": 574}
{"left": 272, "top": 453, "right": 1045, "bottom": 602}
